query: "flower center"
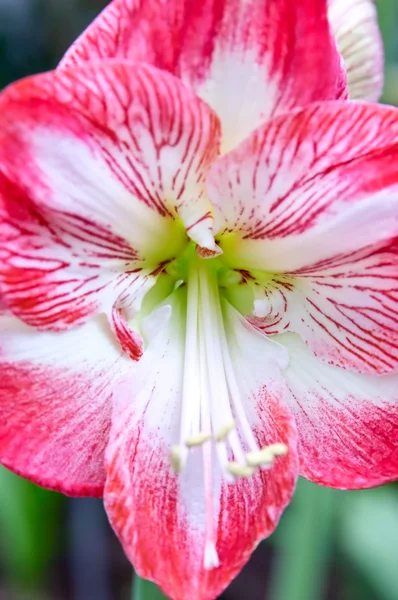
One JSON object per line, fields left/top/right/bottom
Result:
{"left": 169, "top": 252, "right": 287, "bottom": 569}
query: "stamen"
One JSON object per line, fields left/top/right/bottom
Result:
{"left": 268, "top": 443, "right": 288, "bottom": 456}
{"left": 185, "top": 432, "right": 212, "bottom": 448}
{"left": 246, "top": 449, "right": 274, "bottom": 467}
{"left": 217, "top": 310, "right": 258, "bottom": 454}
{"left": 246, "top": 443, "right": 288, "bottom": 467}
{"left": 198, "top": 263, "right": 247, "bottom": 469}
{"left": 174, "top": 255, "right": 286, "bottom": 571}
{"left": 178, "top": 260, "right": 201, "bottom": 471}
{"left": 170, "top": 445, "right": 183, "bottom": 474}
{"left": 214, "top": 421, "right": 236, "bottom": 442}
{"left": 198, "top": 308, "right": 220, "bottom": 570}
{"left": 227, "top": 462, "right": 257, "bottom": 478}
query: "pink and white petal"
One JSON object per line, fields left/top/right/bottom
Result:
{"left": 210, "top": 102, "right": 398, "bottom": 373}
{"left": 211, "top": 102, "right": 398, "bottom": 267}
{"left": 104, "top": 291, "right": 298, "bottom": 599}
{"left": 111, "top": 305, "right": 143, "bottom": 361}
{"left": 0, "top": 62, "right": 221, "bottom": 328}
{"left": 0, "top": 313, "right": 131, "bottom": 496}
{"left": 0, "top": 295, "right": 7, "bottom": 314}
{"left": 0, "top": 172, "right": 138, "bottom": 329}
{"left": 328, "top": 0, "right": 384, "bottom": 101}
{"left": 278, "top": 333, "right": 398, "bottom": 489}
{"left": 251, "top": 240, "right": 398, "bottom": 375}
{"left": 60, "top": 0, "right": 347, "bottom": 151}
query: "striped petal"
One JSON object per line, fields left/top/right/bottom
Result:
{"left": 210, "top": 102, "right": 398, "bottom": 374}
{"left": 60, "top": 0, "right": 347, "bottom": 151}
{"left": 104, "top": 291, "right": 298, "bottom": 600}
{"left": 0, "top": 61, "right": 220, "bottom": 329}
{"left": 279, "top": 333, "right": 398, "bottom": 488}
{"left": 0, "top": 314, "right": 130, "bottom": 496}
{"left": 328, "top": 0, "right": 384, "bottom": 101}
{"left": 249, "top": 241, "right": 398, "bottom": 375}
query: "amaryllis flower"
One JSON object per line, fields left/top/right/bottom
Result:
{"left": 328, "top": 0, "right": 384, "bottom": 100}
{"left": 0, "top": 2, "right": 397, "bottom": 599}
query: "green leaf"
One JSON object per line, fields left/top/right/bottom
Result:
{"left": 378, "top": 0, "right": 398, "bottom": 105}
{"left": 339, "top": 485, "right": 398, "bottom": 600}
{"left": 132, "top": 575, "right": 169, "bottom": 600}
{"left": 377, "top": 0, "right": 397, "bottom": 64}
{"left": 269, "top": 478, "right": 338, "bottom": 600}
{"left": 0, "top": 467, "right": 63, "bottom": 587}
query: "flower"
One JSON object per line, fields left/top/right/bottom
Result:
{"left": 328, "top": 0, "right": 384, "bottom": 100}
{"left": 0, "top": 2, "right": 397, "bottom": 600}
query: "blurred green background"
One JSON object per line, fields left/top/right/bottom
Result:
{"left": 0, "top": 1, "right": 397, "bottom": 599}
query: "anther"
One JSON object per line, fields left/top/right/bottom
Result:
{"left": 170, "top": 445, "right": 183, "bottom": 473}
{"left": 267, "top": 443, "right": 288, "bottom": 457}
{"left": 185, "top": 432, "right": 212, "bottom": 448}
{"left": 215, "top": 421, "right": 236, "bottom": 442}
{"left": 246, "top": 448, "right": 274, "bottom": 467}
{"left": 246, "top": 443, "right": 288, "bottom": 467}
{"left": 227, "top": 461, "right": 256, "bottom": 478}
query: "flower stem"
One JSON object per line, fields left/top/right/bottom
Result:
{"left": 269, "top": 478, "right": 337, "bottom": 600}
{"left": 132, "top": 575, "right": 169, "bottom": 600}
